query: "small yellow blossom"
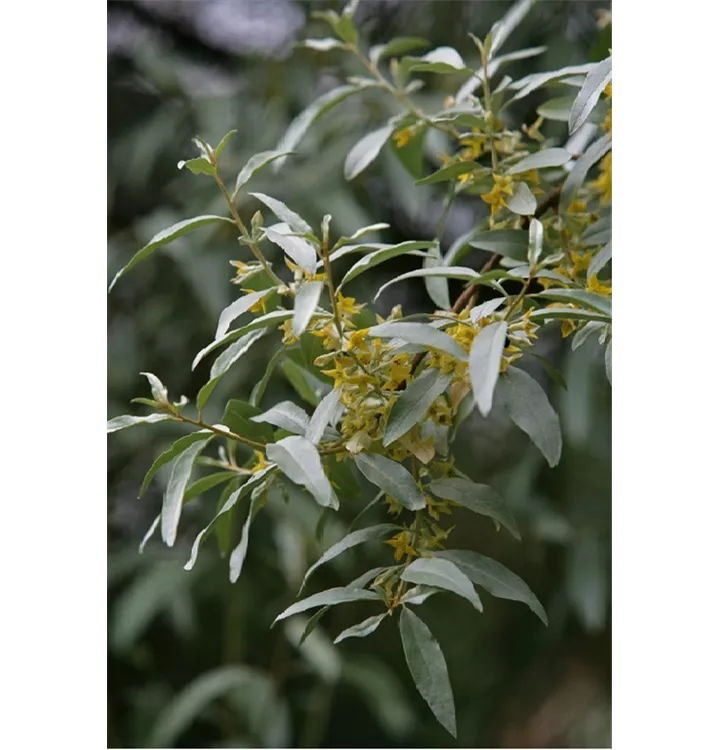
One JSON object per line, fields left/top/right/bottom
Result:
{"left": 480, "top": 173, "right": 514, "bottom": 219}
{"left": 280, "top": 318, "right": 299, "bottom": 345}
{"left": 567, "top": 199, "right": 588, "bottom": 214}
{"left": 346, "top": 328, "right": 369, "bottom": 352}
{"left": 336, "top": 293, "right": 365, "bottom": 319}
{"left": 587, "top": 274, "right": 612, "bottom": 296}
{"left": 386, "top": 530, "right": 418, "bottom": 562}
{"left": 393, "top": 127, "right": 414, "bottom": 148}
{"left": 561, "top": 319, "right": 576, "bottom": 338}
{"left": 589, "top": 152, "right": 611, "bottom": 204}
{"left": 251, "top": 450, "right": 269, "bottom": 473}
{"left": 522, "top": 115, "right": 545, "bottom": 142}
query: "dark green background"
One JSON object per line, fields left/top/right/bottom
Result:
{"left": 108, "top": 1, "right": 611, "bottom": 747}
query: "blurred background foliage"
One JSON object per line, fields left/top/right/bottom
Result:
{"left": 107, "top": 1, "right": 611, "bottom": 747}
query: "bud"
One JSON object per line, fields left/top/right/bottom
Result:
{"left": 251, "top": 210, "right": 263, "bottom": 230}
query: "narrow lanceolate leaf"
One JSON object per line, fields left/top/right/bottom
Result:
{"left": 401, "top": 558, "right": 482, "bottom": 611}
{"left": 215, "top": 288, "right": 275, "bottom": 340}
{"left": 605, "top": 340, "right": 612, "bottom": 385}
{"left": 214, "top": 129, "right": 238, "bottom": 159}
{"left": 107, "top": 414, "right": 174, "bottom": 433}
{"left": 588, "top": 241, "right": 611, "bottom": 278}
{"left": 299, "top": 606, "right": 330, "bottom": 646}
{"left": 274, "top": 84, "right": 371, "bottom": 172}
{"left": 300, "top": 524, "right": 398, "bottom": 595}
{"left": 560, "top": 133, "right": 612, "bottom": 214}
{"left": 469, "top": 321, "right": 508, "bottom": 417}
{"left": 306, "top": 389, "right": 342, "bottom": 445}
{"left": 292, "top": 281, "right": 323, "bottom": 337}
{"left": 436, "top": 549, "right": 547, "bottom": 625}
{"left": 354, "top": 453, "right": 426, "bottom": 511}
{"left": 506, "top": 147, "right": 572, "bottom": 175}
{"left": 229, "top": 491, "right": 264, "bottom": 583}
{"left": 428, "top": 477, "right": 520, "bottom": 540}
{"left": 196, "top": 330, "right": 265, "bottom": 412}
{"left": 423, "top": 244, "right": 452, "bottom": 311}
{"left": 468, "top": 229, "right": 528, "bottom": 261}
{"left": 233, "top": 150, "right": 294, "bottom": 196}
{"left": 399, "top": 608, "right": 457, "bottom": 738}
{"left": 495, "top": 366, "right": 562, "bottom": 467}
{"left": 264, "top": 227, "right": 318, "bottom": 274}
{"left": 582, "top": 216, "right": 611, "bottom": 246}
{"left": 249, "top": 192, "right": 313, "bottom": 235}
{"left": 488, "top": 0, "right": 537, "bottom": 58}
{"left": 272, "top": 586, "right": 381, "bottom": 624}
{"left": 368, "top": 322, "right": 467, "bottom": 361}
{"left": 139, "top": 431, "right": 213, "bottom": 497}
{"left": 373, "top": 266, "right": 483, "bottom": 300}
{"left": 334, "top": 613, "right": 387, "bottom": 644}
{"left": 267, "top": 436, "right": 338, "bottom": 509}
{"left": 339, "top": 241, "right": 436, "bottom": 288}
{"left": 383, "top": 369, "right": 452, "bottom": 446}
{"left": 528, "top": 218, "right": 544, "bottom": 266}
{"left": 108, "top": 215, "right": 233, "bottom": 292}
{"left": 184, "top": 468, "right": 273, "bottom": 571}
{"left": 177, "top": 157, "right": 215, "bottom": 177}
{"left": 344, "top": 125, "right": 394, "bottom": 181}
{"left": 407, "top": 46, "right": 469, "bottom": 74}
{"left": 470, "top": 297, "right": 505, "bottom": 323}
{"left": 162, "top": 438, "right": 213, "bottom": 547}
{"left": 535, "top": 289, "right": 611, "bottom": 317}
{"left": 300, "top": 38, "right": 347, "bottom": 51}
{"left": 400, "top": 585, "right": 442, "bottom": 605}
{"left": 192, "top": 310, "right": 292, "bottom": 371}
{"left": 532, "top": 308, "right": 612, "bottom": 327}
{"left": 334, "top": 223, "right": 390, "bottom": 249}
{"left": 141, "top": 372, "right": 168, "bottom": 403}
{"left": 184, "top": 471, "right": 237, "bottom": 502}
{"left": 505, "top": 182, "right": 537, "bottom": 216}
{"left": 251, "top": 401, "right": 310, "bottom": 435}
{"left": 569, "top": 56, "right": 612, "bottom": 134}
{"left": 507, "top": 63, "right": 596, "bottom": 103}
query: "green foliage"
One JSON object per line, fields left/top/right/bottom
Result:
{"left": 108, "top": 0, "right": 611, "bottom": 741}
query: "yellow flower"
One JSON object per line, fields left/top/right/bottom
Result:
{"left": 589, "top": 152, "right": 612, "bottom": 204}
{"left": 346, "top": 328, "right": 369, "bottom": 352}
{"left": 230, "top": 260, "right": 251, "bottom": 276}
{"left": 385, "top": 360, "right": 412, "bottom": 390}
{"left": 386, "top": 530, "right": 418, "bottom": 562}
{"left": 336, "top": 292, "right": 364, "bottom": 318}
{"left": 280, "top": 318, "right": 299, "bottom": 345}
{"left": 393, "top": 127, "right": 414, "bottom": 148}
{"left": 561, "top": 319, "right": 576, "bottom": 338}
{"left": 604, "top": 82, "right": 612, "bottom": 99}
{"left": 251, "top": 450, "right": 269, "bottom": 473}
{"left": 567, "top": 199, "right": 588, "bottom": 214}
{"left": 587, "top": 274, "right": 612, "bottom": 296}
{"left": 244, "top": 289, "right": 267, "bottom": 314}
{"left": 522, "top": 115, "right": 545, "bottom": 142}
{"left": 459, "top": 128, "right": 485, "bottom": 161}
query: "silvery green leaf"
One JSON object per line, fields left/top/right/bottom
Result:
{"left": 571, "top": 321, "right": 603, "bottom": 351}
{"left": 428, "top": 477, "right": 520, "bottom": 540}
{"left": 252, "top": 401, "right": 310, "bottom": 435}
{"left": 305, "top": 389, "right": 342, "bottom": 445}
{"left": 369, "top": 36, "right": 429, "bottom": 64}
{"left": 401, "top": 558, "right": 482, "bottom": 611}
{"left": 422, "top": 244, "right": 452, "bottom": 310}
{"left": 569, "top": 56, "right": 612, "bottom": 134}
{"left": 469, "top": 321, "right": 507, "bottom": 417}
{"left": 109, "top": 215, "right": 233, "bottom": 292}
{"left": 535, "top": 289, "right": 611, "bottom": 317}
{"left": 436, "top": 549, "right": 547, "bottom": 624}
{"left": 488, "top": 0, "right": 537, "bottom": 58}
{"left": 292, "top": 281, "right": 323, "bottom": 337}
{"left": 139, "top": 431, "right": 213, "bottom": 497}
{"left": 368, "top": 322, "right": 467, "bottom": 361}
{"left": 334, "top": 223, "right": 390, "bottom": 249}
{"left": 215, "top": 288, "right": 275, "bottom": 340}
{"left": 344, "top": 125, "right": 395, "bottom": 181}
{"left": 249, "top": 192, "right": 313, "bottom": 235}
{"left": 588, "top": 241, "right": 611, "bottom": 278}
{"left": 495, "top": 366, "right": 562, "bottom": 467}
{"left": 400, "top": 585, "right": 442, "bottom": 605}
{"left": 415, "top": 161, "right": 480, "bottom": 185}
{"left": 334, "top": 613, "right": 387, "bottom": 644}
{"left": 468, "top": 229, "right": 528, "bottom": 261}
{"left": 383, "top": 369, "right": 453, "bottom": 446}
{"left": 354, "top": 453, "right": 426, "bottom": 511}
{"left": 339, "top": 241, "right": 436, "bottom": 288}
{"left": 139, "top": 515, "right": 161, "bottom": 554}
{"left": 407, "top": 46, "right": 469, "bottom": 74}
{"left": 267, "top": 436, "right": 339, "bottom": 509}
{"left": 559, "top": 133, "right": 612, "bottom": 214}
{"left": 229, "top": 491, "right": 264, "bottom": 583}
{"left": 605, "top": 340, "right": 612, "bottom": 385}
{"left": 140, "top": 372, "right": 169, "bottom": 403}
{"left": 300, "top": 38, "right": 347, "bottom": 51}
{"left": 528, "top": 218, "right": 543, "bottom": 266}
{"left": 505, "top": 182, "right": 537, "bottom": 216}
{"left": 507, "top": 63, "right": 596, "bottom": 103}
{"left": 177, "top": 157, "right": 215, "bottom": 177}
{"left": 582, "top": 215, "right": 611, "bottom": 246}
{"left": 399, "top": 608, "right": 456, "bottom": 738}
{"left": 107, "top": 413, "right": 173, "bottom": 433}
{"left": 506, "top": 147, "right": 572, "bottom": 174}
{"left": 373, "top": 267, "right": 483, "bottom": 301}
{"left": 233, "top": 149, "right": 294, "bottom": 197}
{"left": 264, "top": 227, "right": 318, "bottom": 274}
{"left": 530, "top": 307, "right": 611, "bottom": 324}
{"left": 214, "top": 129, "right": 237, "bottom": 159}
{"left": 470, "top": 297, "right": 505, "bottom": 323}
{"left": 273, "top": 586, "right": 381, "bottom": 624}
{"left": 196, "top": 330, "right": 265, "bottom": 412}
{"left": 162, "top": 437, "right": 213, "bottom": 547}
